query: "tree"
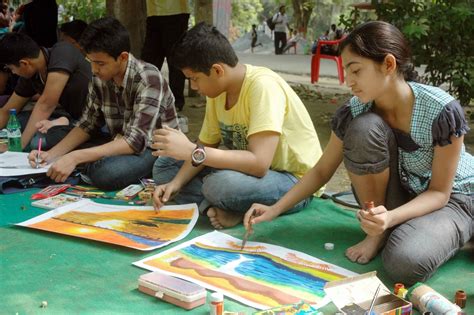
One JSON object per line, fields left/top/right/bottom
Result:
{"left": 342, "top": 0, "right": 474, "bottom": 106}
{"left": 291, "top": 0, "right": 314, "bottom": 36}
{"left": 106, "top": 0, "right": 146, "bottom": 57}
{"left": 57, "top": 0, "right": 106, "bottom": 22}
{"left": 231, "top": 0, "right": 263, "bottom": 41}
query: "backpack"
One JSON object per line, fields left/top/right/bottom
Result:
{"left": 266, "top": 16, "right": 275, "bottom": 31}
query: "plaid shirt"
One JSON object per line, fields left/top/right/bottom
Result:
{"left": 77, "top": 54, "right": 178, "bottom": 153}
{"left": 344, "top": 82, "right": 473, "bottom": 195}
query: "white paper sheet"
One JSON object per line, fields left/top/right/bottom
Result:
{"left": 0, "top": 152, "right": 50, "bottom": 176}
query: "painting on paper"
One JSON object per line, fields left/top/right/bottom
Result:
{"left": 17, "top": 199, "right": 198, "bottom": 250}
{"left": 134, "top": 231, "right": 357, "bottom": 309}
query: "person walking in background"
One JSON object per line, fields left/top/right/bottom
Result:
{"left": 141, "top": 0, "right": 189, "bottom": 112}
{"left": 250, "top": 24, "right": 262, "bottom": 53}
{"left": 282, "top": 29, "right": 300, "bottom": 54}
{"left": 272, "top": 5, "right": 289, "bottom": 55}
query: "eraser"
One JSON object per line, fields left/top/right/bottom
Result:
{"left": 324, "top": 242, "right": 334, "bottom": 250}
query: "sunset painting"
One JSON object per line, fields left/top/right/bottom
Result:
{"left": 17, "top": 199, "right": 198, "bottom": 250}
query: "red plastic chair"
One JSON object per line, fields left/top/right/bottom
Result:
{"left": 311, "top": 38, "right": 345, "bottom": 85}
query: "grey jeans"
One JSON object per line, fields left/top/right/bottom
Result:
{"left": 343, "top": 112, "right": 473, "bottom": 285}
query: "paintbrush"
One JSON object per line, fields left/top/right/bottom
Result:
{"left": 367, "top": 284, "right": 381, "bottom": 315}
{"left": 241, "top": 209, "right": 257, "bottom": 250}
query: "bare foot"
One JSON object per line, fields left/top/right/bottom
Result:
{"left": 345, "top": 234, "right": 386, "bottom": 264}
{"left": 207, "top": 207, "right": 243, "bottom": 229}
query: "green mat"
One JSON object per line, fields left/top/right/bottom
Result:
{"left": 1, "top": 190, "right": 472, "bottom": 314}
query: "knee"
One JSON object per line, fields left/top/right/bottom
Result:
{"left": 343, "top": 112, "right": 394, "bottom": 174}
{"left": 201, "top": 171, "right": 235, "bottom": 204}
{"left": 382, "top": 242, "right": 432, "bottom": 286}
{"left": 152, "top": 157, "right": 181, "bottom": 184}
{"left": 344, "top": 112, "right": 391, "bottom": 149}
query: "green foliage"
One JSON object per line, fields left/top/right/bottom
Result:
{"left": 340, "top": 0, "right": 474, "bottom": 106}
{"left": 231, "top": 0, "right": 263, "bottom": 38}
{"left": 57, "top": 0, "right": 106, "bottom": 23}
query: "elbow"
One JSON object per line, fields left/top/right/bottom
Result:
{"left": 251, "top": 163, "right": 271, "bottom": 178}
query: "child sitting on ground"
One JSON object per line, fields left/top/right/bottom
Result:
{"left": 244, "top": 21, "right": 473, "bottom": 285}
{"left": 152, "top": 22, "right": 323, "bottom": 229}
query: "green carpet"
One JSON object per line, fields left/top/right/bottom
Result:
{"left": 0, "top": 190, "right": 472, "bottom": 314}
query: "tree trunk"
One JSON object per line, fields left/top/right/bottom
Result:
{"left": 194, "top": 0, "right": 213, "bottom": 24}
{"left": 106, "top": 0, "right": 147, "bottom": 57}
{"left": 291, "top": 0, "right": 314, "bottom": 37}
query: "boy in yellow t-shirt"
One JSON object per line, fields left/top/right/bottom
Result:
{"left": 151, "top": 23, "right": 323, "bottom": 229}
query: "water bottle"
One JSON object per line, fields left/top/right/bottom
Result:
{"left": 7, "top": 108, "right": 22, "bottom": 152}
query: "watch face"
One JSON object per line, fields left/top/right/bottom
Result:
{"left": 193, "top": 149, "right": 206, "bottom": 163}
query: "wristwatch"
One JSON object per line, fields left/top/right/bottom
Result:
{"left": 191, "top": 143, "right": 206, "bottom": 167}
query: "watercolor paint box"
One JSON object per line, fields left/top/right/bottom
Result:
{"left": 254, "top": 301, "right": 322, "bottom": 315}
{"left": 324, "top": 271, "right": 412, "bottom": 315}
{"left": 138, "top": 272, "right": 206, "bottom": 310}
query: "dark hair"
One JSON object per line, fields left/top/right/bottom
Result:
{"left": 60, "top": 19, "right": 88, "bottom": 42}
{"left": 171, "top": 22, "right": 238, "bottom": 75}
{"left": 0, "top": 33, "right": 40, "bottom": 66}
{"left": 340, "top": 21, "right": 418, "bottom": 82}
{"left": 79, "top": 17, "right": 130, "bottom": 59}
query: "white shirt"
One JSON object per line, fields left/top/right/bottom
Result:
{"left": 272, "top": 13, "right": 288, "bottom": 33}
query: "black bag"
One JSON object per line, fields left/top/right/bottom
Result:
{"left": 0, "top": 171, "right": 80, "bottom": 194}
{"left": 266, "top": 16, "right": 275, "bottom": 31}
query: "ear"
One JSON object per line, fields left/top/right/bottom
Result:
{"left": 118, "top": 51, "right": 129, "bottom": 62}
{"left": 210, "top": 63, "right": 225, "bottom": 78}
{"left": 18, "top": 59, "right": 29, "bottom": 67}
{"left": 382, "top": 54, "right": 397, "bottom": 75}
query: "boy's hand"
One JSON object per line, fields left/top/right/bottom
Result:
{"left": 36, "top": 120, "right": 54, "bottom": 133}
{"left": 151, "top": 126, "right": 195, "bottom": 161}
{"left": 357, "top": 206, "right": 390, "bottom": 236}
{"left": 152, "top": 182, "right": 181, "bottom": 211}
{"left": 28, "top": 150, "right": 51, "bottom": 168}
{"left": 47, "top": 154, "right": 77, "bottom": 183}
{"left": 243, "top": 203, "right": 280, "bottom": 234}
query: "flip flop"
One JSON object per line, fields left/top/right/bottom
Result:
{"left": 322, "top": 190, "right": 360, "bottom": 209}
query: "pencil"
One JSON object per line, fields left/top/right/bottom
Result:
{"left": 36, "top": 137, "right": 42, "bottom": 169}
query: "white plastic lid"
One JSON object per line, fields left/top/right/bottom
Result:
{"left": 210, "top": 292, "right": 223, "bottom": 302}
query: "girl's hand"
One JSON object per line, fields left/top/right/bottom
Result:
{"left": 243, "top": 203, "right": 280, "bottom": 234}
{"left": 358, "top": 205, "right": 391, "bottom": 236}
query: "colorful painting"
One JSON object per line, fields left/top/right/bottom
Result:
{"left": 134, "top": 231, "right": 357, "bottom": 309}
{"left": 17, "top": 199, "right": 198, "bottom": 250}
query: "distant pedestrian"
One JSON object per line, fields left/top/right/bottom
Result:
{"left": 272, "top": 5, "right": 289, "bottom": 55}
{"left": 250, "top": 24, "right": 262, "bottom": 53}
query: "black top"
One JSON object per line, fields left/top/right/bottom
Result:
{"left": 15, "top": 42, "right": 92, "bottom": 120}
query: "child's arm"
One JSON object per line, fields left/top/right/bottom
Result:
{"left": 244, "top": 132, "right": 344, "bottom": 227}
{"left": 21, "top": 71, "right": 70, "bottom": 148}
{"left": 359, "top": 134, "right": 464, "bottom": 236}
{"left": 0, "top": 92, "right": 29, "bottom": 128}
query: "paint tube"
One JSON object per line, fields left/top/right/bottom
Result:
{"left": 407, "top": 283, "right": 461, "bottom": 315}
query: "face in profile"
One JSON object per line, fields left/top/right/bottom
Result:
{"left": 86, "top": 51, "right": 127, "bottom": 82}
{"left": 182, "top": 67, "right": 224, "bottom": 98}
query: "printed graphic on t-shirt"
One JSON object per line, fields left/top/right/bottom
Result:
{"left": 219, "top": 122, "right": 248, "bottom": 150}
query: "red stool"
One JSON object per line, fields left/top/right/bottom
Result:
{"left": 311, "top": 38, "right": 345, "bottom": 85}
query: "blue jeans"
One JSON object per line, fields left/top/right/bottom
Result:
{"left": 153, "top": 156, "right": 311, "bottom": 214}
{"left": 82, "top": 149, "right": 156, "bottom": 191}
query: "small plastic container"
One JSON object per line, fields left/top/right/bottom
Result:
{"left": 138, "top": 272, "right": 206, "bottom": 310}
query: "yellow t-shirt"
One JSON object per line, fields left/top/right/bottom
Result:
{"left": 199, "top": 64, "right": 323, "bottom": 178}
{"left": 146, "top": 0, "right": 190, "bottom": 17}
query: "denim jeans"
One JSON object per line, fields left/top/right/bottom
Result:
{"left": 82, "top": 148, "right": 156, "bottom": 191}
{"left": 153, "top": 156, "right": 311, "bottom": 214}
{"left": 343, "top": 112, "right": 473, "bottom": 285}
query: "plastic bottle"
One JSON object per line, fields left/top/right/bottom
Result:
{"left": 7, "top": 109, "right": 22, "bottom": 152}
{"left": 210, "top": 292, "right": 223, "bottom": 315}
{"left": 407, "top": 283, "right": 462, "bottom": 315}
